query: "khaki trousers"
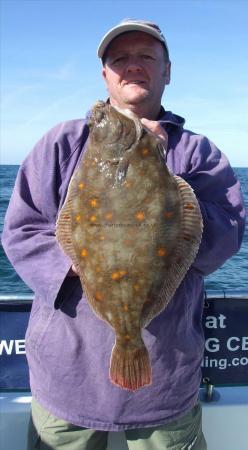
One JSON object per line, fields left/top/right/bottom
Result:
{"left": 28, "top": 397, "right": 207, "bottom": 450}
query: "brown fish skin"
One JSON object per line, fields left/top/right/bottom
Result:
{"left": 56, "top": 101, "right": 203, "bottom": 391}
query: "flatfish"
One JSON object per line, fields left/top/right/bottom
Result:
{"left": 56, "top": 100, "right": 203, "bottom": 391}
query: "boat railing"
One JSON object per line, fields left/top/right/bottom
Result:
{"left": 204, "top": 289, "right": 248, "bottom": 299}
{"left": 0, "top": 289, "right": 248, "bottom": 304}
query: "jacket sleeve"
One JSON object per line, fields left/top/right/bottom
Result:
{"left": 181, "top": 135, "right": 246, "bottom": 276}
{"left": 1, "top": 123, "right": 84, "bottom": 307}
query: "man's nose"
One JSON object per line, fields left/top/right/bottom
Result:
{"left": 125, "top": 56, "right": 143, "bottom": 72}
{"left": 126, "top": 64, "right": 142, "bottom": 73}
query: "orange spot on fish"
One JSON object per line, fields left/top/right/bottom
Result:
{"left": 96, "top": 267, "right": 101, "bottom": 273}
{"left": 124, "top": 181, "right": 132, "bottom": 188}
{"left": 184, "top": 202, "right": 195, "bottom": 210}
{"left": 123, "top": 304, "right": 129, "bottom": 312}
{"left": 78, "top": 182, "right": 85, "bottom": 190}
{"left": 81, "top": 248, "right": 88, "bottom": 258}
{"left": 105, "top": 212, "right": 113, "bottom": 220}
{"left": 164, "top": 211, "right": 174, "bottom": 219}
{"left": 157, "top": 247, "right": 167, "bottom": 257}
{"left": 141, "top": 148, "right": 149, "bottom": 156}
{"left": 111, "top": 270, "right": 127, "bottom": 281}
{"left": 133, "top": 284, "right": 140, "bottom": 292}
{"left": 135, "top": 211, "right": 145, "bottom": 221}
{"left": 124, "top": 334, "right": 131, "bottom": 341}
{"left": 95, "top": 291, "right": 103, "bottom": 301}
{"left": 75, "top": 214, "right": 81, "bottom": 222}
{"left": 90, "top": 215, "right": 97, "bottom": 222}
{"left": 89, "top": 198, "right": 98, "bottom": 208}
{"left": 99, "top": 235, "right": 105, "bottom": 241}
{"left": 111, "top": 272, "right": 120, "bottom": 280}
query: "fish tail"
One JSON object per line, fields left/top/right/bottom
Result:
{"left": 109, "top": 343, "right": 151, "bottom": 391}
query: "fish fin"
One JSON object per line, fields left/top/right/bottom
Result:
{"left": 79, "top": 274, "right": 108, "bottom": 321}
{"left": 109, "top": 344, "right": 151, "bottom": 391}
{"left": 141, "top": 176, "right": 203, "bottom": 328}
{"left": 56, "top": 186, "right": 79, "bottom": 270}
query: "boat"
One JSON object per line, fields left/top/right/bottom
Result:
{"left": 1, "top": 290, "right": 248, "bottom": 450}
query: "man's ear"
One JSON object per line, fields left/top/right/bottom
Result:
{"left": 102, "top": 66, "right": 109, "bottom": 93}
{"left": 165, "top": 61, "right": 171, "bottom": 85}
{"left": 102, "top": 66, "right": 107, "bottom": 82}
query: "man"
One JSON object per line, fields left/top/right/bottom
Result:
{"left": 2, "top": 19, "right": 245, "bottom": 450}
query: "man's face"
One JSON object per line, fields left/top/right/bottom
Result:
{"left": 102, "top": 31, "right": 171, "bottom": 119}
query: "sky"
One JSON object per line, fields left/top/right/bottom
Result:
{"left": 1, "top": 0, "right": 248, "bottom": 166}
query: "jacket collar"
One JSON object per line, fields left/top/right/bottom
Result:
{"left": 157, "top": 106, "right": 185, "bottom": 128}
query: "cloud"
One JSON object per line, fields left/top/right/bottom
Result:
{"left": 16, "top": 61, "right": 77, "bottom": 81}
{"left": 12, "top": 87, "right": 86, "bottom": 130}
{"left": 0, "top": 84, "right": 42, "bottom": 110}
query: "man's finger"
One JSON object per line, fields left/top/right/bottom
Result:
{"left": 141, "top": 118, "right": 168, "bottom": 144}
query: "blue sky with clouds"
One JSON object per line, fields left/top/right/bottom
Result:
{"left": 1, "top": 0, "right": 247, "bottom": 166}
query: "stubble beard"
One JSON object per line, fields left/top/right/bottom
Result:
{"left": 118, "top": 84, "right": 152, "bottom": 109}
{"left": 109, "top": 84, "right": 162, "bottom": 118}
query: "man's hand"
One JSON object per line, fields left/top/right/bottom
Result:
{"left": 141, "top": 118, "right": 168, "bottom": 145}
{"left": 67, "top": 264, "right": 79, "bottom": 277}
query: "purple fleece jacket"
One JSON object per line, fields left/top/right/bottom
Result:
{"left": 1, "top": 107, "right": 245, "bottom": 430}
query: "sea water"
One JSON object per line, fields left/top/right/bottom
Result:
{"left": 0, "top": 165, "right": 247, "bottom": 295}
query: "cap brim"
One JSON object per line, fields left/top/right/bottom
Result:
{"left": 97, "top": 23, "right": 168, "bottom": 59}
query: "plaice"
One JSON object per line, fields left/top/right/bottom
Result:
{"left": 56, "top": 100, "right": 203, "bottom": 391}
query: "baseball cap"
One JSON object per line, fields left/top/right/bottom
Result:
{"left": 97, "top": 18, "right": 169, "bottom": 60}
